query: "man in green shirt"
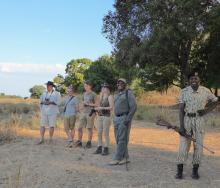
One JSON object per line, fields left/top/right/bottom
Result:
{"left": 109, "top": 78, "right": 137, "bottom": 165}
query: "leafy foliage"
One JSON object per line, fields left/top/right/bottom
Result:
{"left": 103, "top": 0, "right": 220, "bottom": 91}
{"left": 29, "top": 85, "right": 45, "bottom": 98}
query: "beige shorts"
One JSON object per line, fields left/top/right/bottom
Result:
{"left": 41, "top": 114, "right": 57, "bottom": 127}
{"left": 79, "top": 113, "right": 95, "bottom": 129}
{"left": 64, "top": 115, "right": 76, "bottom": 130}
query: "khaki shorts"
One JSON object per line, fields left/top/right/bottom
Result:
{"left": 79, "top": 113, "right": 95, "bottom": 129}
{"left": 41, "top": 114, "right": 57, "bottom": 127}
{"left": 64, "top": 115, "right": 77, "bottom": 130}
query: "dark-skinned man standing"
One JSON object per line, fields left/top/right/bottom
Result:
{"left": 176, "top": 72, "right": 218, "bottom": 179}
{"left": 109, "top": 78, "right": 137, "bottom": 165}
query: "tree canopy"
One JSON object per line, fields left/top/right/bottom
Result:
{"left": 103, "top": 0, "right": 220, "bottom": 91}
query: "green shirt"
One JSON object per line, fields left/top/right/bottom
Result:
{"left": 82, "top": 91, "right": 97, "bottom": 113}
{"left": 114, "top": 89, "right": 137, "bottom": 122}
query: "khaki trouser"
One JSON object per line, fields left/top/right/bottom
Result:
{"left": 97, "top": 115, "right": 111, "bottom": 147}
{"left": 177, "top": 116, "right": 205, "bottom": 165}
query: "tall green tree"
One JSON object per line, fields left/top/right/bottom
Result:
{"left": 191, "top": 4, "right": 220, "bottom": 95}
{"left": 103, "top": 0, "right": 220, "bottom": 91}
{"left": 65, "top": 58, "right": 92, "bottom": 91}
{"left": 84, "top": 55, "right": 119, "bottom": 93}
{"left": 53, "top": 74, "right": 66, "bottom": 95}
{"left": 29, "top": 85, "right": 45, "bottom": 98}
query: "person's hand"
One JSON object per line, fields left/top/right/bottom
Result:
{"left": 94, "top": 107, "right": 102, "bottom": 111}
{"left": 179, "top": 127, "right": 186, "bottom": 137}
{"left": 124, "top": 119, "right": 130, "bottom": 126}
{"left": 197, "top": 109, "right": 207, "bottom": 116}
{"left": 44, "top": 101, "right": 50, "bottom": 105}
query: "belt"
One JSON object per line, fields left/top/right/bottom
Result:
{"left": 98, "top": 114, "right": 110, "bottom": 117}
{"left": 115, "top": 113, "right": 128, "bottom": 117}
{"left": 186, "top": 113, "right": 197, "bottom": 117}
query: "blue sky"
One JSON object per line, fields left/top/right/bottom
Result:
{"left": 0, "top": 0, "right": 114, "bottom": 96}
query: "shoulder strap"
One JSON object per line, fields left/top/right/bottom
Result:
{"left": 64, "top": 96, "right": 74, "bottom": 112}
{"left": 126, "top": 89, "right": 130, "bottom": 110}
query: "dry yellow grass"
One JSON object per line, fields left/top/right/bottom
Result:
{"left": 0, "top": 97, "right": 38, "bottom": 104}
{"left": 138, "top": 87, "right": 180, "bottom": 105}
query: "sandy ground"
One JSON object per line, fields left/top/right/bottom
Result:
{"left": 0, "top": 121, "right": 220, "bottom": 188}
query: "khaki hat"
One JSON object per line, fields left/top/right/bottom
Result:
{"left": 117, "top": 78, "right": 127, "bottom": 84}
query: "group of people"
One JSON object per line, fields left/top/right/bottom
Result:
{"left": 37, "top": 72, "right": 219, "bottom": 179}
{"left": 38, "top": 78, "right": 137, "bottom": 165}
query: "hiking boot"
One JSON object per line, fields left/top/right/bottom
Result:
{"left": 66, "top": 140, "right": 73, "bottom": 148}
{"left": 175, "top": 164, "right": 183, "bottom": 179}
{"left": 85, "top": 141, "right": 92, "bottom": 148}
{"left": 75, "top": 140, "right": 82, "bottom": 148}
{"left": 102, "top": 147, "right": 109, "bottom": 156}
{"left": 192, "top": 164, "right": 200, "bottom": 180}
{"left": 118, "top": 158, "right": 130, "bottom": 165}
{"left": 109, "top": 160, "right": 120, "bottom": 166}
{"left": 94, "top": 146, "right": 102, "bottom": 154}
{"left": 36, "top": 139, "right": 44, "bottom": 145}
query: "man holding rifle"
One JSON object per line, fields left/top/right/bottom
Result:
{"left": 176, "top": 71, "right": 218, "bottom": 179}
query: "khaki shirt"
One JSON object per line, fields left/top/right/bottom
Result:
{"left": 82, "top": 91, "right": 97, "bottom": 113}
{"left": 179, "top": 86, "right": 218, "bottom": 114}
{"left": 40, "top": 90, "right": 61, "bottom": 115}
{"left": 114, "top": 89, "right": 137, "bottom": 122}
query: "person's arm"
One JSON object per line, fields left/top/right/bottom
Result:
{"left": 124, "top": 91, "right": 137, "bottom": 124}
{"left": 40, "top": 93, "right": 46, "bottom": 105}
{"left": 197, "top": 91, "right": 219, "bottom": 116}
{"left": 75, "top": 98, "right": 80, "bottom": 113}
{"left": 179, "top": 103, "right": 186, "bottom": 136}
{"left": 178, "top": 90, "right": 186, "bottom": 136}
{"left": 50, "top": 92, "right": 61, "bottom": 105}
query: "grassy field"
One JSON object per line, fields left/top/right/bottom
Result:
{"left": 0, "top": 94, "right": 220, "bottom": 188}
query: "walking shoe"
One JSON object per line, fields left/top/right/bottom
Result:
{"left": 94, "top": 146, "right": 102, "bottom": 154}
{"left": 118, "top": 158, "right": 130, "bottom": 165}
{"left": 192, "top": 164, "right": 200, "bottom": 180}
{"left": 66, "top": 140, "right": 73, "bottom": 148}
{"left": 109, "top": 160, "right": 120, "bottom": 165}
{"left": 85, "top": 141, "right": 92, "bottom": 148}
{"left": 102, "top": 147, "right": 109, "bottom": 155}
{"left": 75, "top": 140, "right": 82, "bottom": 148}
{"left": 175, "top": 164, "right": 183, "bottom": 179}
{"left": 36, "top": 139, "right": 44, "bottom": 145}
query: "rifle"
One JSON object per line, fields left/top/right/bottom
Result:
{"left": 156, "top": 118, "right": 215, "bottom": 154}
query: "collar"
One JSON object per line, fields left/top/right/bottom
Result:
{"left": 189, "top": 86, "right": 201, "bottom": 93}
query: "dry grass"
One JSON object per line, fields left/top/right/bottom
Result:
{"left": 0, "top": 123, "right": 17, "bottom": 144}
{"left": 138, "top": 86, "right": 180, "bottom": 105}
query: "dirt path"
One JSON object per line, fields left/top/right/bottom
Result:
{"left": 0, "top": 121, "right": 220, "bottom": 188}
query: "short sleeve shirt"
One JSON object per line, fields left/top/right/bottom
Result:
{"left": 63, "top": 96, "right": 79, "bottom": 117}
{"left": 178, "top": 86, "right": 218, "bottom": 113}
{"left": 82, "top": 91, "right": 97, "bottom": 113}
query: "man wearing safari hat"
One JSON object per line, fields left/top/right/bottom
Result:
{"left": 38, "top": 81, "right": 61, "bottom": 144}
{"left": 176, "top": 71, "right": 218, "bottom": 179}
{"left": 109, "top": 78, "right": 137, "bottom": 165}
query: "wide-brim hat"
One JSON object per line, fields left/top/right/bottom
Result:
{"left": 45, "top": 81, "right": 56, "bottom": 87}
{"left": 117, "top": 78, "right": 127, "bottom": 84}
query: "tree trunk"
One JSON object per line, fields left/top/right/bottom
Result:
{"left": 214, "top": 87, "right": 218, "bottom": 96}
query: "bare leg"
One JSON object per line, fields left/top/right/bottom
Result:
{"left": 37, "top": 126, "right": 45, "bottom": 144}
{"left": 71, "top": 129, "right": 75, "bottom": 141}
{"left": 64, "top": 127, "right": 72, "bottom": 141}
{"left": 49, "top": 127, "right": 54, "bottom": 140}
{"left": 78, "top": 128, "right": 83, "bottom": 141}
{"left": 87, "top": 128, "right": 93, "bottom": 142}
